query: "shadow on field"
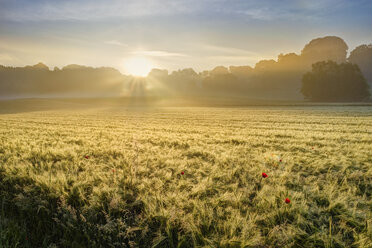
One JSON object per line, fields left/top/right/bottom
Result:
{"left": 0, "top": 99, "right": 89, "bottom": 114}
{"left": 1, "top": 97, "right": 372, "bottom": 114}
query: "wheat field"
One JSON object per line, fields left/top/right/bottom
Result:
{"left": 0, "top": 104, "right": 371, "bottom": 247}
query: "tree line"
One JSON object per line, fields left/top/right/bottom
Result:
{"left": 0, "top": 36, "right": 371, "bottom": 101}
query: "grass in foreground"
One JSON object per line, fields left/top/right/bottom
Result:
{"left": 0, "top": 105, "right": 371, "bottom": 247}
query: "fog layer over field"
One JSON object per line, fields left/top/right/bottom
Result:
{"left": 1, "top": 37, "right": 371, "bottom": 100}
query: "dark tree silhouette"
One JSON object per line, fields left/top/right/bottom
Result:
{"left": 301, "top": 61, "right": 370, "bottom": 102}
{"left": 301, "top": 36, "right": 348, "bottom": 64}
{"left": 348, "top": 44, "right": 372, "bottom": 92}
{"left": 0, "top": 63, "right": 130, "bottom": 97}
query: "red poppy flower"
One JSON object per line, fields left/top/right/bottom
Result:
{"left": 285, "top": 198, "right": 291, "bottom": 204}
{"left": 262, "top": 172, "right": 268, "bottom": 178}
{"left": 181, "top": 171, "right": 184, "bottom": 175}
{"left": 84, "top": 155, "right": 89, "bottom": 159}
{"left": 279, "top": 159, "right": 282, "bottom": 162}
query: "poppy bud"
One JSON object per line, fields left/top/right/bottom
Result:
{"left": 262, "top": 172, "right": 268, "bottom": 178}
{"left": 181, "top": 171, "right": 184, "bottom": 175}
{"left": 84, "top": 155, "right": 89, "bottom": 159}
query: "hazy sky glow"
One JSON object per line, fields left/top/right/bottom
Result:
{"left": 0, "top": 0, "right": 371, "bottom": 74}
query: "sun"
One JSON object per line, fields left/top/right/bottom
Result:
{"left": 124, "top": 57, "right": 153, "bottom": 77}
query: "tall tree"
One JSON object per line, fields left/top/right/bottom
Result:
{"left": 301, "top": 61, "right": 370, "bottom": 102}
{"left": 348, "top": 44, "right": 372, "bottom": 92}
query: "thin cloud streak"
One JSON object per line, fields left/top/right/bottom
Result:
{"left": 105, "top": 40, "right": 129, "bottom": 47}
{"left": 131, "top": 51, "right": 188, "bottom": 57}
{"left": 0, "top": 0, "right": 204, "bottom": 21}
{"left": 203, "top": 45, "right": 260, "bottom": 55}
{"left": 0, "top": 53, "right": 19, "bottom": 64}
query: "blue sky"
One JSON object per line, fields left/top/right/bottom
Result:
{"left": 0, "top": 0, "right": 371, "bottom": 74}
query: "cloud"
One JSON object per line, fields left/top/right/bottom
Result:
{"left": 131, "top": 50, "right": 188, "bottom": 57}
{"left": 0, "top": 53, "right": 18, "bottom": 63}
{"left": 236, "top": 8, "right": 273, "bottom": 21}
{"left": 0, "top": 0, "right": 204, "bottom": 21}
{"left": 203, "top": 44, "right": 261, "bottom": 56}
{"left": 225, "top": 0, "right": 352, "bottom": 21}
{"left": 105, "top": 40, "right": 128, "bottom": 47}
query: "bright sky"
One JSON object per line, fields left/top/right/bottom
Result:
{"left": 0, "top": 0, "right": 371, "bottom": 75}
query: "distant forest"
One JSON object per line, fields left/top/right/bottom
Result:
{"left": 0, "top": 36, "right": 371, "bottom": 101}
